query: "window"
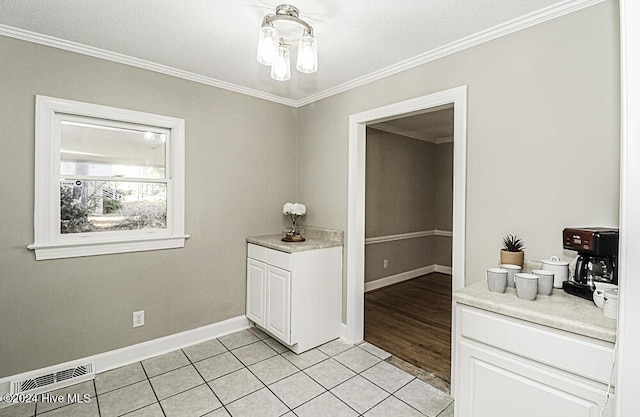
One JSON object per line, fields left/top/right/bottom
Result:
{"left": 29, "top": 96, "right": 187, "bottom": 260}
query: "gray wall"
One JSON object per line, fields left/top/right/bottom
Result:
{"left": 434, "top": 143, "right": 454, "bottom": 232}
{"left": 0, "top": 36, "right": 297, "bottom": 377}
{"left": 365, "top": 130, "right": 436, "bottom": 235}
{"left": 297, "top": 2, "right": 620, "bottom": 296}
{"left": 364, "top": 129, "right": 453, "bottom": 282}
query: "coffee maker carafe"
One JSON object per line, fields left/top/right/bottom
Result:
{"left": 562, "top": 227, "right": 619, "bottom": 300}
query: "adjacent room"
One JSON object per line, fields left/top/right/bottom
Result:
{"left": 363, "top": 108, "right": 454, "bottom": 389}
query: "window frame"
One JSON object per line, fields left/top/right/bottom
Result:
{"left": 29, "top": 96, "right": 188, "bottom": 260}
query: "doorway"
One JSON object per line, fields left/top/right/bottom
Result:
{"left": 363, "top": 107, "right": 454, "bottom": 387}
{"left": 345, "top": 86, "right": 467, "bottom": 392}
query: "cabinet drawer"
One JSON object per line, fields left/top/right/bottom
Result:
{"left": 457, "top": 305, "right": 615, "bottom": 384}
{"left": 247, "top": 244, "right": 267, "bottom": 262}
{"left": 247, "top": 244, "right": 290, "bottom": 270}
{"left": 266, "top": 248, "right": 290, "bottom": 270}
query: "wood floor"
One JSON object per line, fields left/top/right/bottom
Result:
{"left": 364, "top": 273, "right": 452, "bottom": 383}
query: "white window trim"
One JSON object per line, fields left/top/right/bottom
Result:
{"left": 28, "top": 96, "right": 188, "bottom": 260}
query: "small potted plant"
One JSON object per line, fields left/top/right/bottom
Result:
{"left": 501, "top": 234, "right": 525, "bottom": 267}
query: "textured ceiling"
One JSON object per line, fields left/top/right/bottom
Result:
{"left": 0, "top": 0, "right": 591, "bottom": 105}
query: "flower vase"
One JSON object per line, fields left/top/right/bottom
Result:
{"left": 283, "top": 223, "right": 305, "bottom": 242}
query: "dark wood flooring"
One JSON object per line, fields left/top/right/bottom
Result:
{"left": 364, "top": 273, "right": 452, "bottom": 383}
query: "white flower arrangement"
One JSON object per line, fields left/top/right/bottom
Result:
{"left": 283, "top": 202, "right": 306, "bottom": 228}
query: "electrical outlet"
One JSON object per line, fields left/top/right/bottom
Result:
{"left": 133, "top": 310, "right": 145, "bottom": 328}
{"left": 383, "top": 259, "right": 388, "bottom": 269}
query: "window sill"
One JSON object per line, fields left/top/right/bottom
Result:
{"left": 28, "top": 235, "right": 190, "bottom": 260}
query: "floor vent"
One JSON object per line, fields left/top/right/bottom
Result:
{"left": 10, "top": 362, "right": 95, "bottom": 395}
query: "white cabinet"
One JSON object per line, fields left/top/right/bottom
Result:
{"left": 265, "top": 265, "right": 291, "bottom": 343}
{"left": 454, "top": 304, "right": 615, "bottom": 417}
{"left": 246, "top": 243, "right": 342, "bottom": 353}
{"left": 246, "top": 258, "right": 267, "bottom": 326}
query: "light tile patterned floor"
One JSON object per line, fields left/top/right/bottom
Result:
{"left": 0, "top": 327, "right": 454, "bottom": 417}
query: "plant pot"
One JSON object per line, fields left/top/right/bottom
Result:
{"left": 500, "top": 250, "right": 524, "bottom": 267}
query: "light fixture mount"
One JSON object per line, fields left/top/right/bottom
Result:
{"left": 257, "top": 4, "right": 317, "bottom": 80}
{"left": 275, "top": 4, "right": 299, "bottom": 18}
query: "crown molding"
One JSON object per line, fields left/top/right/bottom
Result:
{"left": 0, "top": 24, "right": 299, "bottom": 108}
{"left": 293, "top": 0, "right": 606, "bottom": 107}
{"left": 436, "top": 136, "right": 454, "bottom": 144}
{"left": 0, "top": 0, "right": 605, "bottom": 109}
{"left": 369, "top": 123, "right": 454, "bottom": 144}
{"left": 369, "top": 123, "right": 439, "bottom": 143}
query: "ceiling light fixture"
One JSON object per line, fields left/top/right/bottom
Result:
{"left": 257, "top": 4, "right": 317, "bottom": 81}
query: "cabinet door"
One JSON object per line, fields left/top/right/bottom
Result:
{"left": 456, "top": 339, "right": 613, "bottom": 417}
{"left": 265, "top": 265, "right": 292, "bottom": 345}
{"left": 246, "top": 258, "right": 267, "bottom": 327}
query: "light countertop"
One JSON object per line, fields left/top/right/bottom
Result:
{"left": 454, "top": 281, "right": 617, "bottom": 343}
{"left": 247, "top": 226, "right": 343, "bottom": 253}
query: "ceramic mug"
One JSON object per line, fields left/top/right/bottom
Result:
{"left": 486, "top": 268, "right": 508, "bottom": 293}
{"left": 603, "top": 289, "right": 619, "bottom": 319}
{"left": 500, "top": 264, "right": 522, "bottom": 288}
{"left": 515, "top": 273, "right": 538, "bottom": 301}
{"left": 593, "top": 282, "right": 618, "bottom": 308}
{"left": 531, "top": 269, "right": 554, "bottom": 296}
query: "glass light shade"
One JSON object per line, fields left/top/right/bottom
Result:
{"left": 296, "top": 34, "right": 317, "bottom": 73}
{"left": 271, "top": 46, "right": 291, "bottom": 81}
{"left": 256, "top": 25, "right": 279, "bottom": 66}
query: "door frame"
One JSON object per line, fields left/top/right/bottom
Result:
{"left": 344, "top": 85, "right": 468, "bottom": 347}
{"left": 616, "top": 0, "right": 640, "bottom": 414}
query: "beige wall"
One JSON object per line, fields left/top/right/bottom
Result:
{"left": 365, "top": 130, "right": 436, "bottom": 235}
{"left": 0, "top": 36, "right": 297, "bottom": 377}
{"left": 434, "top": 142, "right": 454, "bottom": 231}
{"left": 364, "top": 129, "right": 453, "bottom": 282}
{"left": 298, "top": 2, "right": 620, "bottom": 294}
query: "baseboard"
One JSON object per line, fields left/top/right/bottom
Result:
{"left": 364, "top": 264, "right": 452, "bottom": 292}
{"left": 434, "top": 265, "right": 453, "bottom": 275}
{"left": 93, "top": 315, "right": 251, "bottom": 373}
{"left": 0, "top": 315, "right": 251, "bottom": 397}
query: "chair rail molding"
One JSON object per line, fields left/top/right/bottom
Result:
{"left": 365, "top": 229, "right": 453, "bottom": 245}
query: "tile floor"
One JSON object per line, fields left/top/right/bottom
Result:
{"left": 0, "top": 327, "right": 454, "bottom": 417}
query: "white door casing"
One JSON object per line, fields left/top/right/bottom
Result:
{"left": 345, "top": 86, "right": 468, "bottom": 394}
{"left": 616, "top": 0, "right": 640, "bottom": 415}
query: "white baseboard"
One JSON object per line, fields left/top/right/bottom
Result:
{"left": 0, "top": 315, "right": 251, "bottom": 397}
{"left": 364, "top": 264, "right": 452, "bottom": 292}
{"left": 93, "top": 315, "right": 251, "bottom": 373}
{"left": 434, "top": 265, "right": 453, "bottom": 275}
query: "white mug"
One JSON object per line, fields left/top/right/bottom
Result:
{"left": 515, "top": 273, "right": 538, "bottom": 301}
{"left": 500, "top": 264, "right": 522, "bottom": 288}
{"left": 603, "top": 289, "right": 619, "bottom": 319}
{"left": 532, "top": 269, "right": 554, "bottom": 296}
{"left": 487, "top": 268, "right": 508, "bottom": 293}
{"left": 593, "top": 283, "right": 618, "bottom": 308}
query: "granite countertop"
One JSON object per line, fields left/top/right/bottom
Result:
{"left": 247, "top": 226, "right": 343, "bottom": 253}
{"left": 454, "top": 281, "right": 617, "bottom": 343}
